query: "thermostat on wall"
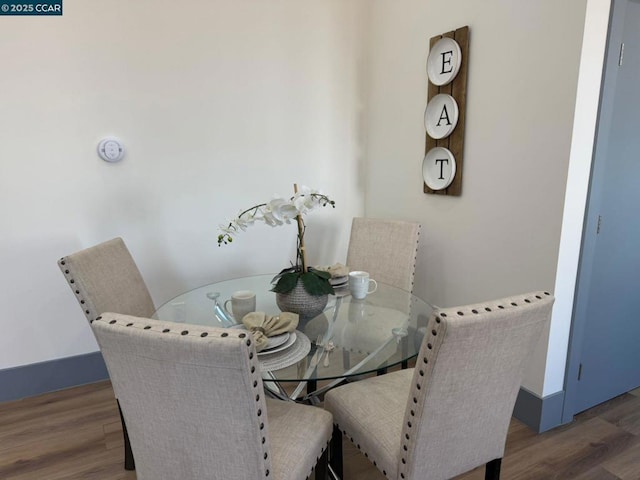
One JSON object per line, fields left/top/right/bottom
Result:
{"left": 97, "top": 137, "right": 125, "bottom": 163}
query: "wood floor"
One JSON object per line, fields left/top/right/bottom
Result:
{"left": 1, "top": 381, "right": 639, "bottom": 479}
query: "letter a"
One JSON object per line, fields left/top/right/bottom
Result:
{"left": 436, "top": 105, "right": 451, "bottom": 126}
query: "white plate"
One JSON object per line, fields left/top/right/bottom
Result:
{"left": 422, "top": 147, "right": 457, "bottom": 191}
{"left": 427, "top": 37, "right": 462, "bottom": 86}
{"left": 424, "top": 93, "right": 459, "bottom": 140}
{"left": 265, "top": 332, "right": 290, "bottom": 350}
{"left": 258, "top": 332, "right": 297, "bottom": 356}
{"left": 329, "top": 275, "right": 348, "bottom": 285}
{"left": 334, "top": 285, "right": 351, "bottom": 297}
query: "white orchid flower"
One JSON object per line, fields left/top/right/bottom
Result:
{"left": 294, "top": 185, "right": 314, "bottom": 196}
{"left": 217, "top": 186, "right": 335, "bottom": 256}
{"left": 293, "top": 186, "right": 321, "bottom": 213}
{"left": 267, "top": 198, "right": 299, "bottom": 222}
{"left": 262, "top": 209, "right": 283, "bottom": 227}
{"left": 219, "top": 223, "right": 236, "bottom": 235}
{"left": 235, "top": 214, "right": 255, "bottom": 231}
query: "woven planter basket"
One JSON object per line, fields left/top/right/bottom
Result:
{"left": 275, "top": 280, "right": 328, "bottom": 322}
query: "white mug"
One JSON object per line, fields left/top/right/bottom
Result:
{"left": 224, "top": 290, "right": 256, "bottom": 321}
{"left": 348, "top": 271, "right": 378, "bottom": 300}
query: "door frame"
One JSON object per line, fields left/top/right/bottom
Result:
{"left": 562, "top": 0, "right": 631, "bottom": 423}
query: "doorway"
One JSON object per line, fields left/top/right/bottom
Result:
{"left": 564, "top": 0, "right": 640, "bottom": 420}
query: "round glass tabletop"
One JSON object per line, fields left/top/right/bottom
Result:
{"left": 153, "top": 274, "right": 434, "bottom": 399}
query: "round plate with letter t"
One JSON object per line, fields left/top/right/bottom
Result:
{"left": 422, "top": 147, "right": 457, "bottom": 190}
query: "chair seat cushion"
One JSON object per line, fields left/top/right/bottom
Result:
{"left": 266, "top": 398, "right": 333, "bottom": 480}
{"left": 324, "top": 369, "right": 414, "bottom": 479}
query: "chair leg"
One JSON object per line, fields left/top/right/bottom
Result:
{"left": 343, "top": 350, "right": 350, "bottom": 369}
{"left": 485, "top": 458, "right": 502, "bottom": 480}
{"left": 315, "top": 446, "right": 329, "bottom": 480}
{"left": 376, "top": 361, "right": 388, "bottom": 376}
{"left": 401, "top": 336, "right": 408, "bottom": 369}
{"left": 117, "top": 400, "right": 135, "bottom": 471}
{"left": 329, "top": 425, "right": 343, "bottom": 480}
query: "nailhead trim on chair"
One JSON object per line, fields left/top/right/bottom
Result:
{"left": 94, "top": 315, "right": 275, "bottom": 478}
{"left": 410, "top": 226, "right": 421, "bottom": 291}
{"left": 397, "top": 291, "right": 552, "bottom": 480}
{"left": 338, "top": 427, "right": 395, "bottom": 479}
{"left": 397, "top": 311, "right": 448, "bottom": 479}
{"left": 59, "top": 257, "right": 96, "bottom": 321}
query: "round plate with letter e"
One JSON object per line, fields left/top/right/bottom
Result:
{"left": 422, "top": 147, "right": 457, "bottom": 190}
{"left": 426, "top": 37, "right": 462, "bottom": 86}
{"left": 424, "top": 93, "right": 459, "bottom": 139}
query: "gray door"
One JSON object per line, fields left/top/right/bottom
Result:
{"left": 569, "top": 0, "right": 640, "bottom": 415}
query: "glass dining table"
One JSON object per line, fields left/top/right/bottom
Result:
{"left": 152, "top": 274, "right": 434, "bottom": 402}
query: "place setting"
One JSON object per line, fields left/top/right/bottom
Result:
{"left": 229, "top": 308, "right": 312, "bottom": 371}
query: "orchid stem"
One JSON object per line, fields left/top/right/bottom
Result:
{"left": 294, "top": 183, "right": 307, "bottom": 273}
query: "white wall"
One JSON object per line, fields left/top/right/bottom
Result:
{"left": 361, "top": 0, "right": 590, "bottom": 395}
{"left": 0, "top": 0, "right": 366, "bottom": 369}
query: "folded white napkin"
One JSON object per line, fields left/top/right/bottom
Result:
{"left": 315, "top": 263, "right": 349, "bottom": 278}
{"left": 242, "top": 311, "right": 299, "bottom": 352}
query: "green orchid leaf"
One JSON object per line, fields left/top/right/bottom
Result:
{"left": 308, "top": 267, "right": 331, "bottom": 281}
{"left": 300, "top": 271, "right": 335, "bottom": 296}
{"left": 271, "top": 272, "right": 300, "bottom": 294}
{"left": 271, "top": 265, "right": 301, "bottom": 285}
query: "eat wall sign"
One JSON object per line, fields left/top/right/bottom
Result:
{"left": 423, "top": 26, "right": 469, "bottom": 196}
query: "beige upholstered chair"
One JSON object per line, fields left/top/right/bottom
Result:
{"left": 92, "top": 314, "right": 333, "bottom": 480}
{"left": 343, "top": 218, "right": 421, "bottom": 372}
{"left": 58, "top": 237, "right": 155, "bottom": 323}
{"left": 346, "top": 218, "right": 421, "bottom": 292}
{"left": 58, "top": 237, "right": 155, "bottom": 470}
{"left": 325, "top": 291, "right": 554, "bottom": 480}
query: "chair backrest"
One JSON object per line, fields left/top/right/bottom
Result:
{"left": 92, "top": 313, "right": 272, "bottom": 480}
{"left": 346, "top": 217, "right": 421, "bottom": 292}
{"left": 399, "top": 291, "right": 554, "bottom": 480}
{"left": 58, "top": 237, "right": 155, "bottom": 322}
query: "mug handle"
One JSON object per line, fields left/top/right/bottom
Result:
{"left": 223, "top": 299, "right": 235, "bottom": 318}
{"left": 368, "top": 279, "right": 378, "bottom": 294}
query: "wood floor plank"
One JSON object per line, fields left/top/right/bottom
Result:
{"left": 576, "top": 393, "right": 638, "bottom": 422}
{"left": 0, "top": 422, "right": 109, "bottom": 479}
{"left": 572, "top": 465, "right": 622, "bottom": 480}
{"left": 0, "top": 400, "right": 120, "bottom": 454}
{"left": 602, "top": 437, "right": 640, "bottom": 480}
{"left": 599, "top": 395, "right": 640, "bottom": 436}
{"left": 495, "top": 417, "right": 634, "bottom": 479}
{"left": 501, "top": 418, "right": 540, "bottom": 455}
{"left": 0, "top": 382, "right": 114, "bottom": 420}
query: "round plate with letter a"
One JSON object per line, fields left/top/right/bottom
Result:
{"left": 422, "top": 147, "right": 456, "bottom": 190}
{"left": 424, "top": 93, "right": 459, "bottom": 140}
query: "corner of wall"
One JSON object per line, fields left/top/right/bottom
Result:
{"left": 513, "top": 387, "right": 569, "bottom": 433}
